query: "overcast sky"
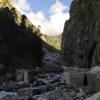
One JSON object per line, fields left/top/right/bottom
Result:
{"left": 13, "top": 0, "right": 72, "bottom": 36}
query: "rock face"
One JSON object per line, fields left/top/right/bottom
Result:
{"left": 0, "top": 0, "right": 13, "bottom": 8}
{"left": 62, "top": 0, "right": 100, "bottom": 68}
{"left": 92, "top": 44, "right": 100, "bottom": 66}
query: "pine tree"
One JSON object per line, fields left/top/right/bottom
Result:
{"left": 83, "top": 74, "right": 88, "bottom": 86}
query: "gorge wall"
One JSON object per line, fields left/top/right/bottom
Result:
{"left": 62, "top": 0, "right": 100, "bottom": 68}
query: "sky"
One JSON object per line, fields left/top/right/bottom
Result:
{"left": 13, "top": 0, "right": 72, "bottom": 36}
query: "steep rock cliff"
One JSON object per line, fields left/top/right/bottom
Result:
{"left": 62, "top": 0, "right": 100, "bottom": 68}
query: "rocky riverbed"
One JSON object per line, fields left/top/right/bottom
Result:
{"left": 0, "top": 73, "right": 88, "bottom": 100}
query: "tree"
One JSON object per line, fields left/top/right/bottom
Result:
{"left": 83, "top": 74, "right": 88, "bottom": 86}
{"left": 20, "top": 14, "right": 27, "bottom": 29}
{"left": 0, "top": 7, "right": 44, "bottom": 71}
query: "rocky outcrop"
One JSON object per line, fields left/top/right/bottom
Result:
{"left": 62, "top": 0, "right": 100, "bottom": 68}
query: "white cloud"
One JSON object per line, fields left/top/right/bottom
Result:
{"left": 13, "top": 0, "right": 31, "bottom": 13}
{"left": 50, "top": 0, "right": 69, "bottom": 14}
{"left": 13, "top": 0, "right": 70, "bottom": 36}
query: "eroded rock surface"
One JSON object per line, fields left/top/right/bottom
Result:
{"left": 62, "top": 0, "right": 100, "bottom": 68}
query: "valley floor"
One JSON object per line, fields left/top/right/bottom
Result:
{"left": 0, "top": 73, "right": 88, "bottom": 100}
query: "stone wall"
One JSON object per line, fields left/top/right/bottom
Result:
{"left": 61, "top": 69, "right": 100, "bottom": 92}
{"left": 16, "top": 70, "right": 33, "bottom": 84}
